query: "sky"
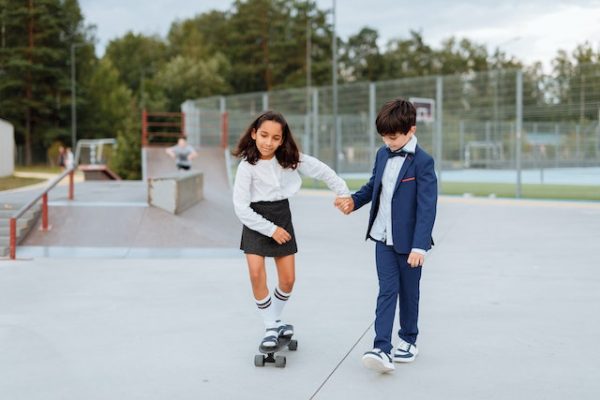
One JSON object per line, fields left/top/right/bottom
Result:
{"left": 79, "top": 0, "right": 600, "bottom": 71}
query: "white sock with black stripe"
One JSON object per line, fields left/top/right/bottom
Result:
{"left": 255, "top": 294, "right": 277, "bottom": 329}
{"left": 272, "top": 287, "right": 291, "bottom": 322}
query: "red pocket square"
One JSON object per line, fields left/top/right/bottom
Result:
{"left": 401, "top": 177, "right": 415, "bottom": 182}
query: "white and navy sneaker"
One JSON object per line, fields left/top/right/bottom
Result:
{"left": 259, "top": 327, "right": 280, "bottom": 350}
{"left": 361, "top": 348, "right": 395, "bottom": 373}
{"left": 393, "top": 339, "right": 418, "bottom": 363}
{"left": 276, "top": 320, "right": 294, "bottom": 338}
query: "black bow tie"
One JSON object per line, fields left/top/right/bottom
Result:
{"left": 387, "top": 148, "right": 409, "bottom": 158}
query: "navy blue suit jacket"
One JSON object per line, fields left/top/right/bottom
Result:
{"left": 351, "top": 144, "right": 437, "bottom": 254}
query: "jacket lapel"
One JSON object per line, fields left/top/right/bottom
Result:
{"left": 373, "top": 150, "right": 387, "bottom": 192}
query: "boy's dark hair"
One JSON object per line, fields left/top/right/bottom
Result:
{"left": 232, "top": 110, "right": 300, "bottom": 169}
{"left": 375, "top": 98, "right": 416, "bottom": 136}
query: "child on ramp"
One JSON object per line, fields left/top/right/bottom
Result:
{"left": 232, "top": 110, "right": 350, "bottom": 351}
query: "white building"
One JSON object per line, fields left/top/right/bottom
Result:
{"left": 0, "top": 118, "right": 15, "bottom": 177}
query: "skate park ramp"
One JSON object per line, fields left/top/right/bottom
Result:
{"left": 143, "top": 146, "right": 231, "bottom": 203}
{"left": 10, "top": 146, "right": 241, "bottom": 253}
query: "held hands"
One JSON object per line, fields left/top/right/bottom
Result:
{"left": 272, "top": 226, "right": 292, "bottom": 245}
{"left": 407, "top": 252, "right": 424, "bottom": 268}
{"left": 334, "top": 197, "right": 354, "bottom": 215}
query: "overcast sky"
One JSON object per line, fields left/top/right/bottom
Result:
{"left": 80, "top": 0, "right": 600, "bottom": 71}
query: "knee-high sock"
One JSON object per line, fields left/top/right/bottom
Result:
{"left": 255, "top": 294, "right": 277, "bottom": 329}
{"left": 271, "top": 287, "right": 291, "bottom": 322}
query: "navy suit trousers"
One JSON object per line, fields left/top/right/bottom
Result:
{"left": 374, "top": 241, "right": 422, "bottom": 353}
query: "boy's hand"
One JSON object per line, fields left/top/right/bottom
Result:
{"left": 334, "top": 197, "right": 354, "bottom": 215}
{"left": 407, "top": 252, "right": 424, "bottom": 268}
{"left": 272, "top": 226, "right": 291, "bottom": 245}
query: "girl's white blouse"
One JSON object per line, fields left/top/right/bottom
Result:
{"left": 233, "top": 153, "right": 350, "bottom": 237}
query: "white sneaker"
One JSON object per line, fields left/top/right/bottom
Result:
{"left": 362, "top": 348, "right": 395, "bottom": 373}
{"left": 260, "top": 327, "right": 280, "bottom": 349}
{"left": 393, "top": 338, "right": 418, "bottom": 363}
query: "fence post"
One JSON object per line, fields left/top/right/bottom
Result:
{"left": 554, "top": 123, "right": 560, "bottom": 168}
{"left": 575, "top": 124, "right": 581, "bottom": 166}
{"left": 69, "top": 170, "right": 74, "bottom": 200}
{"left": 459, "top": 120, "right": 465, "bottom": 167}
{"left": 312, "top": 88, "right": 319, "bottom": 158}
{"left": 515, "top": 70, "right": 523, "bottom": 198}
{"left": 368, "top": 82, "right": 376, "bottom": 168}
{"left": 181, "top": 112, "right": 186, "bottom": 137}
{"left": 9, "top": 217, "right": 16, "bottom": 259}
{"left": 220, "top": 96, "right": 227, "bottom": 148}
{"left": 435, "top": 76, "right": 443, "bottom": 192}
{"left": 221, "top": 112, "right": 229, "bottom": 149}
{"left": 41, "top": 193, "right": 49, "bottom": 231}
{"left": 262, "top": 92, "right": 269, "bottom": 111}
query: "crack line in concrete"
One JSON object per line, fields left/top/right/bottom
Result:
{"left": 309, "top": 322, "right": 373, "bottom": 400}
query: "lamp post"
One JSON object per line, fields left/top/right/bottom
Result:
{"left": 71, "top": 43, "right": 84, "bottom": 149}
{"left": 331, "top": 0, "right": 339, "bottom": 172}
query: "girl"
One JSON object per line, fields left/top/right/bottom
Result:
{"left": 232, "top": 110, "right": 350, "bottom": 350}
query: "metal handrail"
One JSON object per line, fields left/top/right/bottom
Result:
{"left": 9, "top": 167, "right": 75, "bottom": 259}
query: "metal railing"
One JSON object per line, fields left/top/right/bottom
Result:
{"left": 142, "top": 110, "right": 186, "bottom": 146}
{"left": 9, "top": 168, "right": 75, "bottom": 259}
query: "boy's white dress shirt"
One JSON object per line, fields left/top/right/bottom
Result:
{"left": 369, "top": 135, "right": 426, "bottom": 255}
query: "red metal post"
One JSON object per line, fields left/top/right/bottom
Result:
{"left": 181, "top": 112, "right": 186, "bottom": 138}
{"left": 42, "top": 193, "right": 49, "bottom": 231}
{"left": 9, "top": 217, "right": 16, "bottom": 260}
{"left": 221, "top": 111, "right": 229, "bottom": 148}
{"left": 68, "top": 170, "right": 74, "bottom": 200}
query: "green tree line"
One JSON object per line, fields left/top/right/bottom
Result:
{"left": 1, "top": 0, "right": 598, "bottom": 178}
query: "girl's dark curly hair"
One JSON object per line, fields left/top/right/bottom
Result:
{"left": 232, "top": 110, "right": 300, "bottom": 169}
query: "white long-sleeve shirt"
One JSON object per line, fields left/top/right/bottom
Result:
{"left": 233, "top": 153, "right": 350, "bottom": 237}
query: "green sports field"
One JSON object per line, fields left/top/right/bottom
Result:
{"left": 301, "top": 178, "right": 600, "bottom": 202}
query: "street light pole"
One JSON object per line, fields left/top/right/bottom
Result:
{"left": 71, "top": 43, "right": 84, "bottom": 149}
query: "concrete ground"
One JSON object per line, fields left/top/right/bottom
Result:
{"left": 1, "top": 192, "right": 599, "bottom": 400}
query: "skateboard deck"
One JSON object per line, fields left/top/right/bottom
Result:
{"left": 255, "top": 335, "right": 298, "bottom": 368}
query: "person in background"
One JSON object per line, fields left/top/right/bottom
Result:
{"left": 57, "top": 146, "right": 66, "bottom": 170}
{"left": 166, "top": 137, "right": 198, "bottom": 171}
{"left": 64, "top": 147, "right": 75, "bottom": 170}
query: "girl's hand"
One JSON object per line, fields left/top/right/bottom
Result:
{"left": 272, "top": 227, "right": 291, "bottom": 245}
{"left": 334, "top": 197, "right": 354, "bottom": 214}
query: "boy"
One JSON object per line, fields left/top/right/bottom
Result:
{"left": 166, "top": 137, "right": 198, "bottom": 171}
{"left": 336, "top": 98, "right": 437, "bottom": 373}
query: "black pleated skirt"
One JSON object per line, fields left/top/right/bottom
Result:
{"left": 240, "top": 199, "right": 297, "bottom": 257}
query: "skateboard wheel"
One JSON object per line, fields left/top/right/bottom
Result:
{"left": 274, "top": 355, "right": 286, "bottom": 368}
{"left": 288, "top": 339, "right": 298, "bottom": 351}
{"left": 254, "top": 354, "right": 265, "bottom": 367}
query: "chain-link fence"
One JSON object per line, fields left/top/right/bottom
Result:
{"left": 182, "top": 64, "right": 600, "bottom": 197}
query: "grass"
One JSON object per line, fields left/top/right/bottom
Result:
{"left": 301, "top": 178, "right": 600, "bottom": 202}
{"left": 0, "top": 176, "right": 46, "bottom": 191}
{"left": 441, "top": 182, "right": 600, "bottom": 201}
{"left": 15, "top": 165, "right": 62, "bottom": 174}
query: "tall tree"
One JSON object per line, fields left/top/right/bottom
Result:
{"left": 339, "top": 27, "right": 384, "bottom": 82}
{"left": 0, "top": 0, "right": 92, "bottom": 164}
{"left": 153, "top": 53, "right": 231, "bottom": 111}
{"left": 104, "top": 32, "right": 168, "bottom": 108}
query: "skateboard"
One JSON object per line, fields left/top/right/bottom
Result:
{"left": 254, "top": 334, "right": 298, "bottom": 368}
